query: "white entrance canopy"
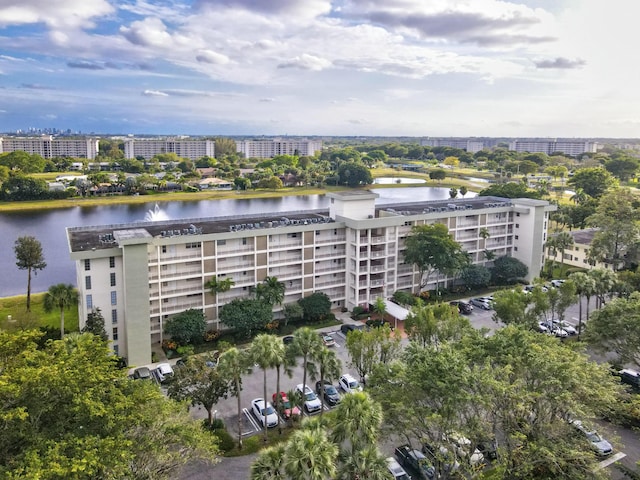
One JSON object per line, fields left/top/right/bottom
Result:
{"left": 383, "top": 300, "right": 410, "bottom": 322}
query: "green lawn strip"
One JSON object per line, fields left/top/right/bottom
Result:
{"left": 0, "top": 292, "right": 79, "bottom": 331}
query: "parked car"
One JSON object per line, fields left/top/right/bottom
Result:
{"left": 251, "top": 398, "right": 279, "bottom": 428}
{"left": 152, "top": 363, "right": 174, "bottom": 383}
{"left": 445, "top": 433, "right": 485, "bottom": 467}
{"left": 540, "top": 321, "right": 569, "bottom": 338}
{"left": 554, "top": 320, "right": 577, "bottom": 335}
{"left": 524, "top": 284, "right": 548, "bottom": 293}
{"left": 421, "top": 443, "right": 459, "bottom": 475}
{"left": 296, "top": 384, "right": 322, "bottom": 413}
{"left": 132, "top": 366, "right": 152, "bottom": 380}
{"left": 386, "top": 457, "right": 412, "bottom": 480}
{"left": 449, "top": 300, "right": 473, "bottom": 314}
{"left": 470, "top": 297, "right": 492, "bottom": 310}
{"left": 395, "top": 444, "right": 436, "bottom": 480}
{"left": 272, "top": 391, "right": 301, "bottom": 419}
{"left": 476, "top": 437, "right": 498, "bottom": 461}
{"left": 551, "top": 279, "right": 566, "bottom": 288}
{"left": 282, "top": 335, "right": 295, "bottom": 345}
{"left": 619, "top": 368, "right": 640, "bottom": 390}
{"left": 340, "top": 324, "right": 365, "bottom": 336}
{"left": 571, "top": 420, "right": 613, "bottom": 456}
{"left": 321, "top": 334, "right": 336, "bottom": 347}
{"left": 316, "top": 380, "right": 341, "bottom": 406}
{"left": 339, "top": 373, "right": 363, "bottom": 394}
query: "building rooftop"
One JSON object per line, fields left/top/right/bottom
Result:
{"left": 67, "top": 195, "right": 524, "bottom": 253}
{"left": 565, "top": 228, "right": 599, "bottom": 245}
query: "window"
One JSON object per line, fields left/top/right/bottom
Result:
{"left": 85, "top": 276, "right": 92, "bottom": 290}
{"left": 113, "top": 344, "right": 119, "bottom": 356}
{"left": 162, "top": 246, "right": 167, "bottom": 253}
{"left": 186, "top": 242, "right": 201, "bottom": 249}
{"left": 111, "top": 291, "right": 117, "bottom": 306}
{"left": 84, "top": 259, "right": 91, "bottom": 271}
{"left": 109, "top": 256, "right": 115, "bottom": 268}
{"left": 242, "top": 238, "right": 247, "bottom": 245}
{"left": 515, "top": 235, "right": 519, "bottom": 240}
{"left": 112, "top": 328, "right": 118, "bottom": 341}
{"left": 218, "top": 240, "right": 226, "bottom": 246}
{"left": 86, "top": 295, "right": 93, "bottom": 309}
{"left": 516, "top": 212, "right": 520, "bottom": 217}
{"left": 515, "top": 224, "right": 520, "bottom": 228}
{"left": 110, "top": 272, "right": 116, "bottom": 287}
{"left": 514, "top": 247, "right": 518, "bottom": 251}
{"left": 111, "top": 309, "right": 118, "bottom": 324}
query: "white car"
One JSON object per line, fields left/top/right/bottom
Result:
{"left": 524, "top": 285, "right": 548, "bottom": 293}
{"left": 296, "top": 384, "right": 322, "bottom": 413}
{"left": 339, "top": 373, "right": 363, "bottom": 394}
{"left": 251, "top": 398, "right": 279, "bottom": 428}
{"left": 446, "top": 433, "right": 485, "bottom": 467}
{"left": 572, "top": 420, "right": 613, "bottom": 456}
{"left": 551, "top": 279, "right": 566, "bottom": 288}
{"left": 152, "top": 362, "right": 174, "bottom": 383}
{"left": 386, "top": 457, "right": 411, "bottom": 480}
{"left": 554, "top": 320, "right": 577, "bottom": 335}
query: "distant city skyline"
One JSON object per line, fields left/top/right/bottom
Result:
{"left": 1, "top": 1, "right": 638, "bottom": 137}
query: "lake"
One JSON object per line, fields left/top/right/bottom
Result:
{"left": 0, "top": 187, "right": 476, "bottom": 296}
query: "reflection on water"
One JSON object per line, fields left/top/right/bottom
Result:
{"left": 373, "top": 177, "right": 427, "bottom": 184}
{"left": 0, "top": 187, "right": 476, "bottom": 296}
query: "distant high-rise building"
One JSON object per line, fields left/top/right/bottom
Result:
{"left": 508, "top": 139, "right": 598, "bottom": 156}
{"left": 0, "top": 135, "right": 99, "bottom": 159}
{"left": 123, "top": 138, "right": 215, "bottom": 160}
{"left": 421, "top": 138, "right": 486, "bottom": 153}
{"left": 236, "top": 138, "right": 322, "bottom": 158}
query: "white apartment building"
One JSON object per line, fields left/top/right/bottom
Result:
{"left": 421, "top": 138, "right": 485, "bottom": 153}
{"left": 67, "top": 191, "right": 554, "bottom": 366}
{"left": 236, "top": 139, "right": 323, "bottom": 158}
{"left": 0, "top": 136, "right": 100, "bottom": 159}
{"left": 123, "top": 139, "right": 215, "bottom": 160}
{"left": 508, "top": 139, "right": 598, "bottom": 156}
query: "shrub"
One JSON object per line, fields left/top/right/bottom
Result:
{"left": 392, "top": 291, "right": 415, "bottom": 306}
{"left": 213, "top": 428, "right": 235, "bottom": 453}
{"left": 353, "top": 306, "right": 366, "bottom": 316}
{"left": 204, "top": 330, "right": 220, "bottom": 343}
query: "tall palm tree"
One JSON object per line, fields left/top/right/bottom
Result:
{"left": 308, "top": 347, "right": 342, "bottom": 419}
{"left": 43, "top": 283, "right": 78, "bottom": 339}
{"left": 552, "top": 232, "right": 575, "bottom": 274}
{"left": 205, "top": 276, "right": 235, "bottom": 302}
{"left": 274, "top": 343, "right": 297, "bottom": 432}
{"left": 217, "top": 347, "right": 251, "bottom": 449}
{"left": 545, "top": 236, "right": 558, "bottom": 274}
{"left": 254, "top": 276, "right": 286, "bottom": 306}
{"left": 332, "top": 391, "right": 383, "bottom": 454}
{"left": 251, "top": 444, "right": 286, "bottom": 480}
{"left": 250, "top": 334, "right": 283, "bottom": 442}
{"left": 336, "top": 445, "right": 390, "bottom": 480}
{"left": 589, "top": 268, "right": 617, "bottom": 309}
{"left": 570, "top": 187, "right": 588, "bottom": 205}
{"left": 371, "top": 297, "right": 387, "bottom": 323}
{"left": 284, "top": 428, "right": 338, "bottom": 480}
{"left": 292, "top": 327, "right": 323, "bottom": 412}
{"left": 570, "top": 272, "right": 596, "bottom": 338}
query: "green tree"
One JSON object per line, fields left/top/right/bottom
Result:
{"left": 403, "top": 223, "right": 469, "bottom": 293}
{"left": 570, "top": 271, "right": 596, "bottom": 333}
{"left": 258, "top": 176, "right": 284, "bottom": 189}
{"left": 164, "top": 308, "right": 207, "bottom": 345}
{"left": 449, "top": 187, "right": 458, "bottom": 199}
{"left": 292, "top": 328, "right": 324, "bottom": 412}
{"left": 405, "top": 300, "right": 473, "bottom": 347}
{"left": 284, "top": 428, "right": 338, "bottom": 480}
{"left": 428, "top": 169, "right": 446, "bottom": 182}
{"left": 14, "top": 235, "right": 47, "bottom": 312}
{"left": 459, "top": 186, "right": 468, "bottom": 197}
{"left": 550, "top": 231, "right": 575, "bottom": 273}
{"left": 345, "top": 324, "right": 401, "bottom": 384}
{"left": 332, "top": 391, "right": 383, "bottom": 454}
{"left": 491, "top": 288, "right": 534, "bottom": 328}
{"left": 219, "top": 298, "right": 273, "bottom": 339}
{"left": 568, "top": 167, "right": 618, "bottom": 198}
{"left": 254, "top": 276, "right": 286, "bottom": 306}
{"left": 43, "top": 283, "right": 78, "bottom": 339}
{"left": 166, "top": 353, "right": 230, "bottom": 425}
{"left": 214, "top": 137, "right": 237, "bottom": 158}
{"left": 589, "top": 268, "right": 618, "bottom": 309}
{"left": 490, "top": 255, "right": 528, "bottom": 285}
{"left": 283, "top": 302, "right": 304, "bottom": 327}
{"left": 308, "top": 347, "right": 341, "bottom": 418}
{"left": 250, "top": 334, "right": 283, "bottom": 441}
{"left": 298, "top": 292, "right": 331, "bottom": 322}
{"left": 217, "top": 347, "right": 252, "bottom": 449}
{"left": 585, "top": 292, "right": 640, "bottom": 369}
{"left": 205, "top": 276, "right": 235, "bottom": 300}
{"left": 251, "top": 444, "right": 287, "bottom": 479}
{"left": 0, "top": 331, "right": 218, "bottom": 479}
{"left": 460, "top": 264, "right": 491, "bottom": 289}
{"left": 0, "top": 150, "right": 46, "bottom": 173}
{"left": 81, "top": 307, "right": 108, "bottom": 340}
{"left": 587, "top": 189, "right": 640, "bottom": 269}
{"left": 337, "top": 161, "right": 373, "bottom": 186}
{"left": 1, "top": 174, "right": 51, "bottom": 200}
{"left": 478, "top": 182, "right": 541, "bottom": 199}
{"left": 604, "top": 156, "right": 639, "bottom": 181}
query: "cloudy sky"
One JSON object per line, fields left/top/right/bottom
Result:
{"left": 0, "top": 0, "right": 638, "bottom": 137}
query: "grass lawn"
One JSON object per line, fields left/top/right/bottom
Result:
{"left": 0, "top": 292, "right": 79, "bottom": 332}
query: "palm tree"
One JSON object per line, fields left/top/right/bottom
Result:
{"left": 570, "top": 187, "right": 588, "bottom": 205}
{"left": 292, "top": 327, "right": 323, "bottom": 412}
{"left": 459, "top": 186, "right": 468, "bottom": 198}
{"left": 336, "top": 445, "right": 390, "bottom": 480}
{"left": 332, "top": 391, "right": 383, "bottom": 454}
{"left": 254, "top": 276, "right": 286, "bottom": 306}
{"left": 251, "top": 444, "right": 286, "bottom": 480}
{"left": 479, "top": 227, "right": 490, "bottom": 252}
{"left": 217, "top": 347, "right": 252, "bottom": 449}
{"left": 43, "top": 283, "right": 78, "bottom": 339}
{"left": 308, "top": 347, "right": 341, "bottom": 419}
{"left": 274, "top": 344, "right": 297, "bottom": 432}
{"left": 14, "top": 236, "right": 47, "bottom": 312}
{"left": 552, "top": 232, "right": 575, "bottom": 274}
{"left": 284, "top": 428, "right": 338, "bottom": 480}
{"left": 205, "top": 276, "right": 235, "bottom": 301}
{"left": 250, "top": 334, "right": 283, "bottom": 442}
{"left": 570, "top": 272, "right": 596, "bottom": 338}
{"left": 589, "top": 268, "right": 617, "bottom": 309}
{"left": 371, "top": 297, "right": 387, "bottom": 323}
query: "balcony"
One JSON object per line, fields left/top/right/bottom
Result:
{"left": 370, "top": 279, "right": 385, "bottom": 287}
{"left": 218, "top": 244, "right": 255, "bottom": 254}
{"left": 269, "top": 240, "right": 303, "bottom": 249}
{"left": 158, "top": 268, "right": 202, "bottom": 280}
{"left": 316, "top": 277, "right": 346, "bottom": 288}
{"left": 269, "top": 254, "right": 303, "bottom": 265}
{"left": 371, "top": 251, "right": 386, "bottom": 258}
{"left": 217, "top": 259, "right": 254, "bottom": 271}
{"left": 370, "top": 235, "right": 386, "bottom": 244}
{"left": 316, "top": 249, "right": 346, "bottom": 259}
{"left": 315, "top": 264, "right": 345, "bottom": 273}
{"left": 370, "top": 265, "right": 386, "bottom": 273}
{"left": 315, "top": 236, "right": 346, "bottom": 245}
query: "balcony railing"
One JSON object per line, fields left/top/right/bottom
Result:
{"left": 316, "top": 250, "right": 346, "bottom": 259}
{"left": 315, "top": 236, "right": 346, "bottom": 244}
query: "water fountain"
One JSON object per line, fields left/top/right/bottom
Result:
{"left": 144, "top": 203, "right": 170, "bottom": 221}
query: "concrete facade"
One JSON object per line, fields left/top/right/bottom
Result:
{"left": 67, "top": 192, "right": 554, "bottom": 366}
{"left": 123, "top": 139, "right": 215, "bottom": 160}
{"left": 0, "top": 136, "right": 100, "bottom": 159}
{"left": 236, "top": 139, "right": 322, "bottom": 158}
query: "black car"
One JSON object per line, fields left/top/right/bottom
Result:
{"left": 395, "top": 444, "right": 436, "bottom": 480}
{"left": 619, "top": 369, "right": 640, "bottom": 390}
{"left": 282, "top": 335, "right": 295, "bottom": 345}
{"left": 316, "top": 380, "right": 341, "bottom": 406}
{"left": 450, "top": 300, "right": 473, "bottom": 314}
{"left": 340, "top": 324, "right": 365, "bottom": 336}
{"left": 476, "top": 437, "right": 498, "bottom": 461}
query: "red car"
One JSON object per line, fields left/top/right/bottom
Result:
{"left": 272, "top": 391, "right": 301, "bottom": 419}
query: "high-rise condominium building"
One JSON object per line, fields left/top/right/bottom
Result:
{"left": 0, "top": 136, "right": 100, "bottom": 159}
{"left": 67, "top": 191, "right": 554, "bottom": 366}
{"left": 508, "top": 139, "right": 598, "bottom": 156}
{"left": 236, "top": 139, "right": 322, "bottom": 158}
{"left": 123, "top": 139, "right": 215, "bottom": 160}
{"left": 421, "top": 138, "right": 486, "bottom": 153}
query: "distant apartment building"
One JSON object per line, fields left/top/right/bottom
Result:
{"left": 546, "top": 228, "right": 618, "bottom": 271}
{"left": 67, "top": 191, "right": 554, "bottom": 366}
{"left": 508, "top": 139, "right": 598, "bottom": 156}
{"left": 123, "top": 139, "right": 215, "bottom": 160}
{"left": 421, "top": 138, "right": 486, "bottom": 153}
{"left": 0, "top": 135, "right": 100, "bottom": 159}
{"left": 236, "top": 138, "right": 323, "bottom": 158}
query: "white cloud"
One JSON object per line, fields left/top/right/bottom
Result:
{"left": 195, "top": 49, "right": 230, "bottom": 65}
{"left": 0, "top": 0, "right": 113, "bottom": 29}
{"left": 121, "top": 17, "right": 174, "bottom": 48}
{"left": 278, "top": 54, "right": 332, "bottom": 71}
{"left": 142, "top": 89, "right": 169, "bottom": 96}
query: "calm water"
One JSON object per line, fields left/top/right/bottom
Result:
{"left": 0, "top": 187, "right": 475, "bottom": 296}
{"left": 372, "top": 177, "right": 426, "bottom": 184}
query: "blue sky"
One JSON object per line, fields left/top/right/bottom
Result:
{"left": 0, "top": 0, "right": 638, "bottom": 137}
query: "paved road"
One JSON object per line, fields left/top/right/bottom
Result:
{"left": 180, "top": 297, "right": 640, "bottom": 479}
